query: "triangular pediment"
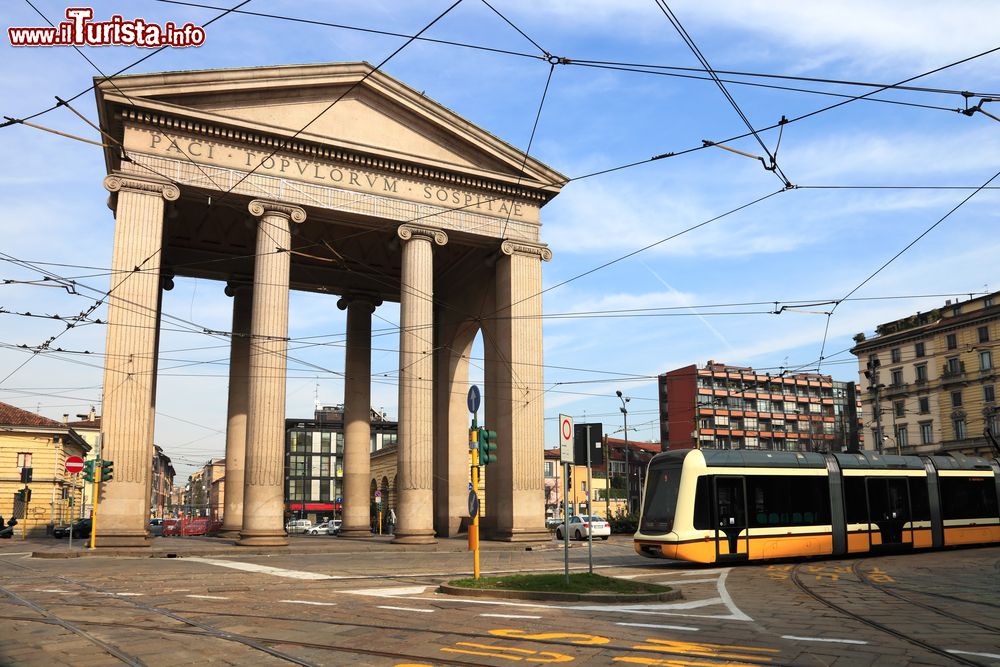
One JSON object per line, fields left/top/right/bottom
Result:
{"left": 96, "top": 62, "right": 565, "bottom": 195}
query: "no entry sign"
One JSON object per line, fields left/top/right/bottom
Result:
{"left": 559, "top": 414, "right": 574, "bottom": 464}
{"left": 65, "top": 456, "right": 84, "bottom": 474}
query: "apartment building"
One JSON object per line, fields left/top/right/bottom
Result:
{"left": 851, "top": 291, "right": 1000, "bottom": 456}
{"left": 659, "top": 361, "right": 859, "bottom": 452}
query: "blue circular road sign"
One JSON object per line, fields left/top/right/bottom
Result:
{"left": 467, "top": 385, "right": 481, "bottom": 414}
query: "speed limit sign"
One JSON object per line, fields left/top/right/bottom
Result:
{"left": 559, "top": 414, "right": 574, "bottom": 464}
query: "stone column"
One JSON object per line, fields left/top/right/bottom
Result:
{"left": 219, "top": 282, "right": 252, "bottom": 538}
{"left": 393, "top": 224, "right": 447, "bottom": 544}
{"left": 97, "top": 173, "right": 179, "bottom": 547}
{"left": 486, "top": 240, "right": 552, "bottom": 541}
{"left": 338, "top": 293, "right": 381, "bottom": 538}
{"left": 238, "top": 200, "right": 305, "bottom": 547}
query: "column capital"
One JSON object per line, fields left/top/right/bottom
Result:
{"left": 248, "top": 199, "right": 307, "bottom": 223}
{"left": 337, "top": 292, "right": 383, "bottom": 312}
{"left": 398, "top": 224, "right": 448, "bottom": 246}
{"left": 500, "top": 240, "right": 552, "bottom": 262}
{"left": 103, "top": 173, "right": 180, "bottom": 201}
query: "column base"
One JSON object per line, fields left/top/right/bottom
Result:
{"left": 485, "top": 528, "right": 551, "bottom": 543}
{"left": 391, "top": 530, "right": 437, "bottom": 545}
{"left": 339, "top": 529, "right": 373, "bottom": 538}
{"left": 215, "top": 530, "right": 241, "bottom": 539}
{"left": 237, "top": 531, "right": 289, "bottom": 547}
{"left": 93, "top": 532, "right": 150, "bottom": 548}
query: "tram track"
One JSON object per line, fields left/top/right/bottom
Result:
{"left": 0, "top": 558, "right": 791, "bottom": 667}
{"left": 790, "top": 561, "right": 985, "bottom": 667}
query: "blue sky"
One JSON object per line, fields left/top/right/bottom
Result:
{"left": 1, "top": 1, "right": 998, "bottom": 479}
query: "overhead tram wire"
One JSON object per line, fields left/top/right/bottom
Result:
{"left": 652, "top": 0, "right": 792, "bottom": 188}
{"left": 0, "top": 0, "right": 252, "bottom": 127}
{"left": 815, "top": 164, "right": 1000, "bottom": 373}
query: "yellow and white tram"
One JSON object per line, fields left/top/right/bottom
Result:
{"left": 634, "top": 448, "right": 1000, "bottom": 563}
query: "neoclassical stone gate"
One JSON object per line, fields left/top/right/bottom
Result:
{"left": 93, "top": 63, "right": 563, "bottom": 547}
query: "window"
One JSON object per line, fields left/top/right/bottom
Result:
{"left": 947, "top": 357, "right": 961, "bottom": 374}
{"left": 894, "top": 400, "right": 905, "bottom": 418}
{"left": 890, "top": 369, "right": 903, "bottom": 386}
{"left": 918, "top": 397, "right": 930, "bottom": 413}
{"left": 986, "top": 297, "right": 994, "bottom": 308}
{"left": 914, "top": 342, "right": 925, "bottom": 357}
{"left": 952, "top": 305, "right": 962, "bottom": 316}
{"left": 639, "top": 462, "right": 682, "bottom": 534}
{"left": 895, "top": 425, "right": 908, "bottom": 448}
{"left": 988, "top": 413, "right": 999, "bottom": 435}
{"left": 940, "top": 477, "right": 999, "bottom": 520}
{"left": 891, "top": 348, "right": 901, "bottom": 363}
{"left": 543, "top": 462, "right": 554, "bottom": 478}
{"left": 947, "top": 333, "right": 958, "bottom": 350}
{"left": 978, "top": 326, "right": 990, "bottom": 343}
{"left": 953, "top": 418, "right": 967, "bottom": 440}
{"left": 951, "top": 390, "right": 963, "bottom": 407}
{"left": 985, "top": 385, "right": 996, "bottom": 403}
{"left": 915, "top": 363, "right": 927, "bottom": 382}
{"left": 920, "top": 421, "right": 933, "bottom": 444}
{"left": 746, "top": 475, "right": 830, "bottom": 527}
{"left": 980, "top": 350, "right": 993, "bottom": 371}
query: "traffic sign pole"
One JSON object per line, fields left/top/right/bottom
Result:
{"left": 559, "top": 414, "right": 574, "bottom": 584}
{"left": 90, "top": 461, "right": 101, "bottom": 549}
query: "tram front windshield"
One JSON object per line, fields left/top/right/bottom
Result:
{"left": 640, "top": 461, "right": 682, "bottom": 534}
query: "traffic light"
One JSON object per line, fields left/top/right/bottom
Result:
{"left": 478, "top": 428, "right": 497, "bottom": 465}
{"left": 22, "top": 487, "right": 31, "bottom": 503}
{"left": 20, "top": 467, "right": 32, "bottom": 483}
{"left": 82, "top": 459, "right": 96, "bottom": 482}
{"left": 100, "top": 459, "right": 114, "bottom": 482}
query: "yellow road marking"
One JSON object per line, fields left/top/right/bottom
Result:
{"left": 442, "top": 642, "right": 574, "bottom": 663}
{"left": 490, "top": 629, "right": 610, "bottom": 645}
{"left": 614, "top": 656, "right": 758, "bottom": 666}
{"left": 630, "top": 639, "right": 778, "bottom": 662}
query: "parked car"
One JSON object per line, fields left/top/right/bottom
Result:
{"left": 545, "top": 517, "right": 563, "bottom": 529}
{"left": 327, "top": 519, "right": 342, "bottom": 535}
{"left": 54, "top": 518, "right": 92, "bottom": 539}
{"left": 307, "top": 521, "right": 332, "bottom": 535}
{"left": 285, "top": 519, "right": 312, "bottom": 534}
{"left": 554, "top": 515, "right": 610, "bottom": 541}
{"left": 148, "top": 518, "right": 164, "bottom": 536}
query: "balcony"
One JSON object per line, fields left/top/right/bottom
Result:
{"left": 883, "top": 382, "right": 909, "bottom": 397}
{"left": 941, "top": 361, "right": 966, "bottom": 385}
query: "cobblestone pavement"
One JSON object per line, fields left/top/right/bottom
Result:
{"left": 1, "top": 535, "right": 998, "bottom": 666}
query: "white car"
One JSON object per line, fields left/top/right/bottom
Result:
{"left": 285, "top": 519, "right": 312, "bottom": 534}
{"left": 307, "top": 520, "right": 342, "bottom": 535}
{"left": 555, "top": 515, "right": 611, "bottom": 541}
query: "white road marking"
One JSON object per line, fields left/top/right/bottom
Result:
{"left": 949, "top": 650, "right": 1000, "bottom": 659}
{"left": 480, "top": 613, "right": 543, "bottom": 619}
{"left": 0, "top": 552, "right": 33, "bottom": 557}
{"left": 280, "top": 600, "right": 337, "bottom": 606}
{"left": 377, "top": 605, "right": 434, "bottom": 613}
{"left": 618, "top": 622, "right": 699, "bottom": 632}
{"left": 683, "top": 569, "right": 729, "bottom": 576}
{"left": 617, "top": 574, "right": 718, "bottom": 584}
{"left": 171, "top": 589, "right": 190, "bottom": 592}
{"left": 35, "top": 589, "right": 70, "bottom": 593}
{"left": 782, "top": 635, "right": 868, "bottom": 645}
{"left": 98, "top": 592, "right": 144, "bottom": 597}
{"left": 186, "top": 557, "right": 341, "bottom": 580}
{"left": 347, "top": 585, "right": 434, "bottom": 597}
{"left": 716, "top": 570, "right": 751, "bottom": 621}
{"left": 186, "top": 594, "right": 229, "bottom": 600}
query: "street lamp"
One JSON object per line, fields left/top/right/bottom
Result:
{"left": 616, "top": 390, "right": 631, "bottom": 515}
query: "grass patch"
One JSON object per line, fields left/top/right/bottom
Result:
{"left": 448, "top": 572, "right": 670, "bottom": 594}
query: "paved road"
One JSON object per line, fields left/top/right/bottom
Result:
{"left": 1, "top": 536, "right": 998, "bottom": 666}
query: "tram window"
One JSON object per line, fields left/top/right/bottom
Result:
{"left": 909, "top": 478, "right": 931, "bottom": 521}
{"left": 640, "top": 464, "right": 682, "bottom": 533}
{"left": 844, "top": 477, "right": 868, "bottom": 523}
{"left": 940, "top": 477, "right": 1000, "bottom": 520}
{"left": 746, "top": 476, "right": 830, "bottom": 527}
{"left": 693, "top": 477, "right": 712, "bottom": 530}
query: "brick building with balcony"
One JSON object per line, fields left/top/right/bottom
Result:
{"left": 658, "top": 361, "right": 859, "bottom": 453}
{"left": 851, "top": 291, "right": 1000, "bottom": 457}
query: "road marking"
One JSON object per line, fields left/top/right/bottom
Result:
{"left": 782, "top": 635, "right": 867, "bottom": 645}
{"left": 98, "top": 592, "right": 144, "bottom": 597}
{"left": 617, "top": 574, "right": 718, "bottom": 584}
{"left": 480, "top": 613, "right": 542, "bottom": 619}
{"left": 0, "top": 552, "right": 33, "bottom": 557}
{"left": 280, "top": 600, "right": 337, "bottom": 606}
{"left": 683, "top": 569, "right": 729, "bottom": 576}
{"left": 716, "top": 570, "right": 751, "bottom": 621}
{"left": 186, "top": 556, "right": 341, "bottom": 580}
{"left": 171, "top": 589, "right": 190, "bottom": 592}
{"left": 949, "top": 650, "right": 1000, "bottom": 659}
{"left": 377, "top": 605, "right": 434, "bottom": 613}
{"left": 347, "top": 585, "right": 434, "bottom": 597}
{"left": 186, "top": 594, "right": 229, "bottom": 600}
{"left": 35, "top": 589, "right": 70, "bottom": 593}
{"left": 618, "top": 622, "right": 699, "bottom": 632}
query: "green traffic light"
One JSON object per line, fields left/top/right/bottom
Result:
{"left": 82, "top": 459, "right": 96, "bottom": 482}
{"left": 100, "top": 459, "right": 115, "bottom": 482}
{"left": 478, "top": 428, "right": 498, "bottom": 465}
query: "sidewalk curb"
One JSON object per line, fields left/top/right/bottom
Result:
{"left": 437, "top": 583, "right": 682, "bottom": 603}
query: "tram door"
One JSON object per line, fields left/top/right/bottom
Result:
{"left": 713, "top": 477, "right": 749, "bottom": 561}
{"left": 866, "top": 478, "right": 912, "bottom": 549}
